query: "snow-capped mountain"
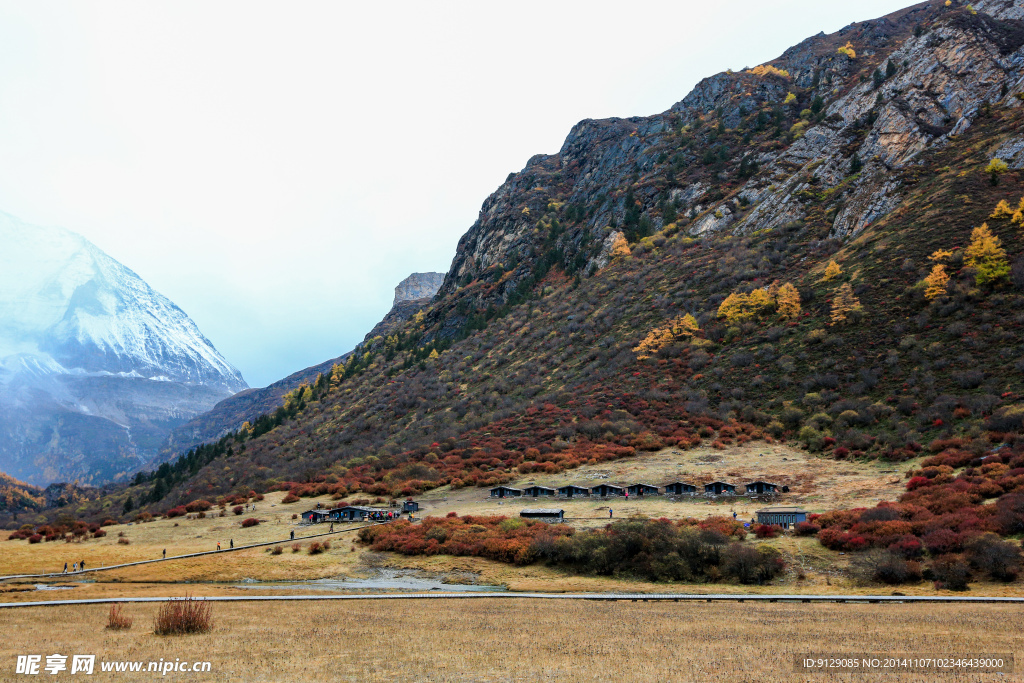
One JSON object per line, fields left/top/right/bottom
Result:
{"left": 0, "top": 211, "right": 247, "bottom": 485}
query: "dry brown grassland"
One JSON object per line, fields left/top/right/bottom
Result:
{"left": 1, "top": 599, "right": 1021, "bottom": 682}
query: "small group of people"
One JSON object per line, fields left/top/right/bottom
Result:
{"left": 368, "top": 511, "right": 397, "bottom": 522}
{"left": 61, "top": 560, "right": 85, "bottom": 573}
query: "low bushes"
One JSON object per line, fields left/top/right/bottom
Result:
{"left": 153, "top": 596, "right": 213, "bottom": 635}
{"left": 106, "top": 604, "right": 133, "bottom": 630}
{"left": 240, "top": 518, "right": 259, "bottom": 528}
{"left": 360, "top": 515, "right": 784, "bottom": 584}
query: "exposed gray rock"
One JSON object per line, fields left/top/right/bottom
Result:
{"left": 394, "top": 272, "right": 445, "bottom": 305}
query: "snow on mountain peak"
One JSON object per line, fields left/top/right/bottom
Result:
{"left": 0, "top": 210, "right": 246, "bottom": 391}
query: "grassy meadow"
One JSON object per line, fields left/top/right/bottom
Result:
{"left": 1, "top": 599, "right": 1021, "bottom": 682}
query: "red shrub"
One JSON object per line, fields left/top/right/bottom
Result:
{"left": 888, "top": 534, "right": 923, "bottom": 559}
{"left": 165, "top": 506, "right": 187, "bottom": 519}
{"left": 28, "top": 534, "right": 42, "bottom": 544}
{"left": 240, "top": 518, "right": 260, "bottom": 528}
{"left": 794, "top": 521, "right": 821, "bottom": 536}
{"left": 281, "top": 493, "right": 300, "bottom": 504}
{"left": 184, "top": 499, "right": 212, "bottom": 513}
{"left": 753, "top": 524, "right": 781, "bottom": 538}
{"left": 232, "top": 506, "right": 244, "bottom": 516}
{"left": 922, "top": 528, "right": 963, "bottom": 555}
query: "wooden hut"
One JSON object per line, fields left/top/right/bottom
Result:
{"left": 489, "top": 486, "right": 523, "bottom": 498}
{"left": 523, "top": 485, "right": 557, "bottom": 497}
{"left": 663, "top": 482, "right": 697, "bottom": 495}
{"left": 590, "top": 484, "right": 625, "bottom": 497}
{"left": 626, "top": 483, "right": 660, "bottom": 496}
{"left": 756, "top": 507, "right": 808, "bottom": 529}
{"left": 403, "top": 500, "right": 420, "bottom": 512}
{"left": 557, "top": 485, "right": 590, "bottom": 498}
{"left": 301, "top": 509, "right": 329, "bottom": 524}
{"left": 704, "top": 481, "right": 737, "bottom": 495}
{"left": 745, "top": 481, "right": 779, "bottom": 495}
{"left": 520, "top": 508, "right": 565, "bottom": 523}
{"left": 329, "top": 506, "right": 390, "bottom": 521}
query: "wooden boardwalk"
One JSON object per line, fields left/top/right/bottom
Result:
{"left": 2, "top": 593, "right": 1024, "bottom": 609}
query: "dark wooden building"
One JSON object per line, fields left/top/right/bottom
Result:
{"left": 523, "top": 485, "right": 557, "bottom": 497}
{"left": 403, "top": 500, "right": 420, "bottom": 512}
{"left": 626, "top": 483, "right": 660, "bottom": 496}
{"left": 590, "top": 484, "right": 625, "bottom": 497}
{"left": 520, "top": 508, "right": 565, "bottom": 523}
{"left": 557, "top": 485, "right": 590, "bottom": 498}
{"left": 663, "top": 482, "right": 697, "bottom": 495}
{"left": 301, "top": 509, "right": 329, "bottom": 524}
{"left": 489, "top": 486, "right": 523, "bottom": 498}
{"left": 329, "top": 506, "right": 390, "bottom": 521}
{"left": 745, "top": 481, "right": 779, "bottom": 495}
{"left": 756, "top": 507, "right": 808, "bottom": 529}
{"left": 704, "top": 481, "right": 737, "bottom": 495}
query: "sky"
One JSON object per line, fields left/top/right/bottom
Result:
{"left": 0, "top": 0, "right": 915, "bottom": 388}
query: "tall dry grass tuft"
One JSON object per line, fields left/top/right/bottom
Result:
{"left": 105, "top": 604, "right": 133, "bottom": 630}
{"left": 153, "top": 595, "right": 213, "bottom": 635}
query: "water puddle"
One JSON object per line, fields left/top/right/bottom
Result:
{"left": 34, "top": 584, "right": 77, "bottom": 591}
{"left": 234, "top": 569, "right": 505, "bottom": 593}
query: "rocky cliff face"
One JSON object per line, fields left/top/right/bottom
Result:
{"left": 0, "top": 212, "right": 246, "bottom": 485}
{"left": 394, "top": 273, "right": 444, "bottom": 305}
{"left": 435, "top": 0, "right": 1024, "bottom": 323}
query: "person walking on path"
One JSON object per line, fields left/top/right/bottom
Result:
{"left": 230, "top": 539, "right": 233, "bottom": 549}
{"left": 162, "top": 549, "right": 166, "bottom": 559}
{"left": 80, "top": 560, "right": 85, "bottom": 571}
{"left": 217, "top": 541, "right": 221, "bottom": 551}
{"left": 290, "top": 530, "right": 295, "bottom": 540}
{"left": 62, "top": 562, "right": 67, "bottom": 574}
{"left": 72, "top": 562, "right": 78, "bottom": 572}
{"left": 609, "top": 509, "right": 613, "bottom": 519}
{"left": 732, "top": 511, "right": 737, "bottom": 520}
{"left": 329, "top": 523, "right": 334, "bottom": 533}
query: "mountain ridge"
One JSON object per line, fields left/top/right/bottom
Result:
{"left": 18, "top": 0, "right": 1024, "bottom": 525}
{"left": 158, "top": 272, "right": 445, "bottom": 457}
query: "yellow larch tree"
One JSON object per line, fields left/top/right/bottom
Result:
{"left": 633, "top": 314, "right": 701, "bottom": 359}
{"left": 923, "top": 264, "right": 951, "bottom": 300}
{"left": 965, "top": 223, "right": 1010, "bottom": 286}
{"left": 1013, "top": 197, "right": 1024, "bottom": 226}
{"left": 718, "top": 292, "right": 751, "bottom": 323}
{"left": 990, "top": 199, "right": 1014, "bottom": 219}
{"left": 822, "top": 260, "right": 842, "bottom": 281}
{"left": 609, "top": 233, "right": 631, "bottom": 259}
{"left": 776, "top": 282, "right": 802, "bottom": 319}
{"left": 830, "top": 283, "right": 862, "bottom": 325}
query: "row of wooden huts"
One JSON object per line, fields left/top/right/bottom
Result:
{"left": 301, "top": 500, "right": 420, "bottom": 524}
{"left": 489, "top": 480, "right": 786, "bottom": 498}
{"left": 516, "top": 506, "right": 810, "bottom": 528}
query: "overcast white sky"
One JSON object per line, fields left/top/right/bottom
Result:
{"left": 0, "top": 0, "right": 913, "bottom": 387}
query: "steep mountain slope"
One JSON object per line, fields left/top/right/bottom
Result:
{"left": 160, "top": 272, "right": 445, "bottom": 456}
{"left": 0, "top": 212, "right": 247, "bottom": 485}
{"left": 43, "top": 0, "right": 1024, "bottom": 522}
